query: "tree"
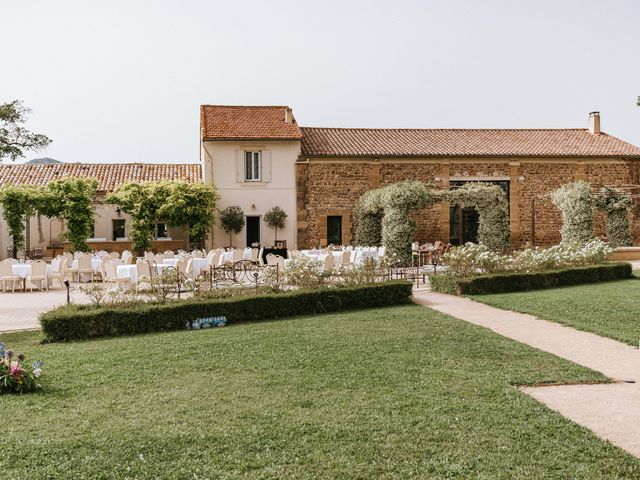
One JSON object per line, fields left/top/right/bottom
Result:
{"left": 0, "top": 100, "right": 51, "bottom": 161}
{"left": 107, "top": 182, "right": 165, "bottom": 253}
{"left": 219, "top": 206, "right": 245, "bottom": 247}
{"left": 158, "top": 181, "right": 218, "bottom": 248}
{"left": 264, "top": 206, "right": 287, "bottom": 242}
{"left": 0, "top": 184, "right": 48, "bottom": 256}
{"left": 45, "top": 178, "right": 98, "bottom": 252}
{"left": 551, "top": 181, "right": 595, "bottom": 244}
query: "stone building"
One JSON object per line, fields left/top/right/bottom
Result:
{"left": 201, "top": 106, "right": 640, "bottom": 249}
{"left": 0, "top": 162, "right": 201, "bottom": 259}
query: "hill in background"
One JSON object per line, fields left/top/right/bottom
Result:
{"left": 27, "top": 157, "right": 63, "bottom": 164}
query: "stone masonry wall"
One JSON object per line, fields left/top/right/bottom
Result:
{"left": 297, "top": 158, "right": 640, "bottom": 249}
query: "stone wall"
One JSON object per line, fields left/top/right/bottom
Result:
{"left": 296, "top": 157, "right": 640, "bottom": 249}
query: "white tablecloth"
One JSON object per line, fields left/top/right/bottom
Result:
{"left": 162, "top": 258, "right": 179, "bottom": 267}
{"left": 223, "top": 249, "right": 252, "bottom": 263}
{"left": 192, "top": 258, "right": 209, "bottom": 275}
{"left": 116, "top": 265, "right": 138, "bottom": 285}
{"left": 117, "top": 263, "right": 174, "bottom": 285}
{"left": 11, "top": 264, "right": 55, "bottom": 278}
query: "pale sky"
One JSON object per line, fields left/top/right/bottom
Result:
{"left": 2, "top": 0, "right": 639, "bottom": 164}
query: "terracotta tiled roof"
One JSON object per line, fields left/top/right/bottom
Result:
{"left": 201, "top": 105, "right": 302, "bottom": 140}
{"left": 300, "top": 128, "right": 640, "bottom": 158}
{"left": 0, "top": 163, "right": 202, "bottom": 192}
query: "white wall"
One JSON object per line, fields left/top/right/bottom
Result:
{"left": 202, "top": 139, "right": 300, "bottom": 249}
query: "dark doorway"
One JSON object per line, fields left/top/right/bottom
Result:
{"left": 112, "top": 219, "right": 125, "bottom": 241}
{"left": 246, "top": 216, "right": 261, "bottom": 247}
{"left": 449, "top": 180, "right": 509, "bottom": 245}
{"left": 327, "top": 216, "right": 343, "bottom": 245}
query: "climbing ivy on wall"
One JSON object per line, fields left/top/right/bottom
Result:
{"left": 354, "top": 180, "right": 510, "bottom": 265}
{"left": 550, "top": 181, "right": 595, "bottom": 244}
{"left": 0, "top": 178, "right": 98, "bottom": 253}
{"left": 442, "top": 183, "right": 510, "bottom": 251}
{"left": 354, "top": 189, "right": 385, "bottom": 247}
{"left": 354, "top": 181, "right": 437, "bottom": 266}
{"left": 45, "top": 178, "right": 98, "bottom": 252}
{"left": 0, "top": 184, "right": 46, "bottom": 253}
{"left": 594, "top": 186, "right": 633, "bottom": 247}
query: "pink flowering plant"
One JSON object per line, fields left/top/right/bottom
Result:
{"left": 0, "top": 342, "right": 44, "bottom": 394}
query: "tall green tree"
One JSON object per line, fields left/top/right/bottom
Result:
{"left": 219, "top": 206, "right": 245, "bottom": 248}
{"left": 45, "top": 178, "right": 98, "bottom": 252}
{"left": 0, "top": 100, "right": 51, "bottom": 161}
{"left": 0, "top": 185, "right": 47, "bottom": 254}
{"left": 107, "top": 182, "right": 165, "bottom": 252}
{"left": 158, "top": 181, "right": 218, "bottom": 248}
{"left": 264, "top": 206, "right": 287, "bottom": 242}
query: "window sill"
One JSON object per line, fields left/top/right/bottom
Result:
{"left": 239, "top": 181, "right": 268, "bottom": 187}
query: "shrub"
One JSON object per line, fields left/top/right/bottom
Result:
{"left": 264, "top": 206, "right": 288, "bottom": 242}
{"left": 218, "top": 206, "right": 245, "bottom": 247}
{"left": 0, "top": 342, "right": 44, "bottom": 394}
{"left": 40, "top": 281, "right": 413, "bottom": 342}
{"left": 442, "top": 239, "right": 613, "bottom": 276}
{"left": 551, "top": 181, "right": 595, "bottom": 244}
{"left": 442, "top": 183, "right": 510, "bottom": 250}
{"left": 594, "top": 186, "right": 633, "bottom": 248}
{"left": 431, "top": 262, "right": 632, "bottom": 295}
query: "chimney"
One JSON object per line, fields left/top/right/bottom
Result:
{"left": 589, "top": 111, "right": 601, "bottom": 135}
{"left": 284, "top": 107, "right": 293, "bottom": 124}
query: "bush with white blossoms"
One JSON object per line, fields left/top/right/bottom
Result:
{"left": 0, "top": 342, "right": 44, "bottom": 394}
{"left": 443, "top": 239, "right": 613, "bottom": 277}
{"left": 285, "top": 256, "right": 331, "bottom": 288}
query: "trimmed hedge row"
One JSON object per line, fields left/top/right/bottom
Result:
{"left": 40, "top": 281, "right": 413, "bottom": 342}
{"left": 430, "top": 262, "right": 633, "bottom": 296}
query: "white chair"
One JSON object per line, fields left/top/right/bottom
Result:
{"left": 163, "top": 250, "right": 175, "bottom": 258}
{"left": 249, "top": 248, "right": 259, "bottom": 263}
{"left": 232, "top": 248, "right": 243, "bottom": 263}
{"left": 103, "top": 260, "right": 131, "bottom": 289}
{"left": 48, "top": 258, "right": 68, "bottom": 288}
{"left": 136, "top": 260, "right": 152, "bottom": 292}
{"left": 70, "top": 255, "right": 94, "bottom": 282}
{"left": 121, "top": 250, "right": 132, "bottom": 264}
{"left": 257, "top": 247, "right": 265, "bottom": 266}
{"left": 322, "top": 254, "right": 335, "bottom": 272}
{"left": 27, "top": 260, "right": 48, "bottom": 291}
{"left": 63, "top": 252, "right": 73, "bottom": 264}
{"left": 288, "top": 249, "right": 300, "bottom": 259}
{"left": 0, "top": 262, "right": 20, "bottom": 293}
{"left": 154, "top": 254, "right": 165, "bottom": 264}
{"left": 378, "top": 246, "right": 386, "bottom": 258}
{"left": 192, "top": 250, "right": 204, "bottom": 259}
{"left": 208, "top": 252, "right": 220, "bottom": 269}
{"left": 340, "top": 250, "right": 351, "bottom": 266}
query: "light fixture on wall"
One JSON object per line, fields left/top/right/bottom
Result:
{"left": 251, "top": 204, "right": 256, "bottom": 210}
{"left": 115, "top": 207, "right": 122, "bottom": 217}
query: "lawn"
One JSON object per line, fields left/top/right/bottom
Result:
{"left": 472, "top": 272, "right": 640, "bottom": 346}
{"left": 1, "top": 305, "right": 639, "bottom": 479}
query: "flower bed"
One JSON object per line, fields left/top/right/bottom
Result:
{"left": 430, "top": 262, "right": 633, "bottom": 295}
{"left": 0, "top": 342, "right": 44, "bottom": 394}
{"left": 40, "top": 281, "right": 413, "bottom": 342}
{"left": 442, "top": 240, "right": 613, "bottom": 277}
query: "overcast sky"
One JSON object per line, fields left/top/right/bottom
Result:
{"left": 2, "top": 0, "right": 638, "bottom": 164}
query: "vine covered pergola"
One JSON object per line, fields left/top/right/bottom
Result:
{"left": 355, "top": 181, "right": 510, "bottom": 265}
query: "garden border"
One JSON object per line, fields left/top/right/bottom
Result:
{"left": 40, "top": 281, "right": 413, "bottom": 342}
{"left": 430, "top": 263, "right": 633, "bottom": 295}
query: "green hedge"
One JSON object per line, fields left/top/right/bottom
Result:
{"left": 430, "top": 263, "right": 633, "bottom": 296}
{"left": 40, "top": 281, "right": 413, "bottom": 342}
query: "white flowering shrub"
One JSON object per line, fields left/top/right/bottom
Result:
{"left": 284, "top": 256, "right": 331, "bottom": 288}
{"left": 443, "top": 239, "right": 612, "bottom": 276}
{"left": 441, "top": 243, "right": 511, "bottom": 277}
{"left": 551, "top": 181, "right": 595, "bottom": 244}
{"left": 442, "top": 183, "right": 510, "bottom": 251}
{"left": 594, "top": 186, "right": 633, "bottom": 248}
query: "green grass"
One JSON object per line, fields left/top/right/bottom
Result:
{"left": 1, "top": 305, "right": 639, "bottom": 479}
{"left": 472, "top": 272, "right": 640, "bottom": 346}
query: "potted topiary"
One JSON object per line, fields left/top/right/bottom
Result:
{"left": 264, "top": 206, "right": 287, "bottom": 247}
{"left": 219, "top": 206, "right": 245, "bottom": 248}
